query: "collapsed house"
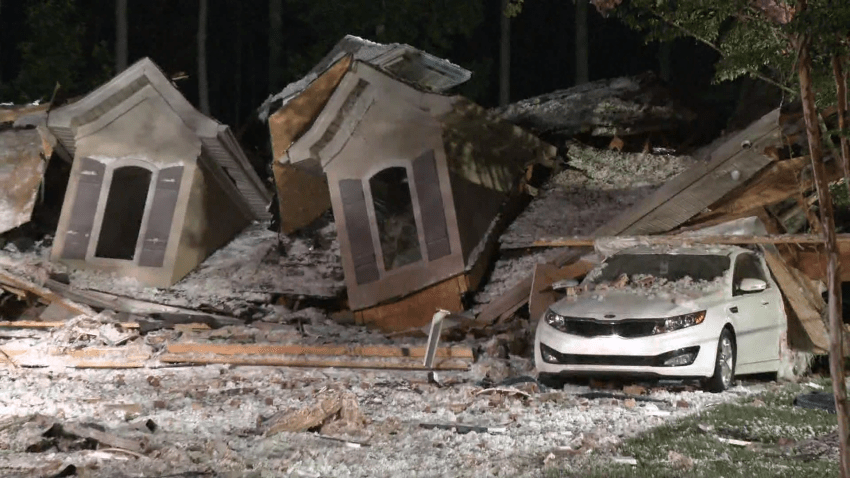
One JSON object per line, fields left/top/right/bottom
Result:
{"left": 265, "top": 36, "right": 556, "bottom": 330}
{"left": 486, "top": 104, "right": 849, "bottom": 354}
{"left": 44, "top": 58, "right": 271, "bottom": 288}
{"left": 0, "top": 121, "right": 50, "bottom": 235}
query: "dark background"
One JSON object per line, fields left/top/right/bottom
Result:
{"left": 0, "top": 0, "right": 742, "bottom": 132}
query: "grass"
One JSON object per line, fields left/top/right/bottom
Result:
{"left": 544, "top": 379, "right": 839, "bottom": 478}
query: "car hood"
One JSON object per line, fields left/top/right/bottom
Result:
{"left": 549, "top": 287, "right": 725, "bottom": 320}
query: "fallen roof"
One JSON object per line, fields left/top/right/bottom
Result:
{"left": 0, "top": 127, "right": 48, "bottom": 234}
{"left": 593, "top": 108, "right": 781, "bottom": 237}
{"left": 259, "top": 35, "right": 472, "bottom": 120}
{"left": 47, "top": 58, "right": 271, "bottom": 220}
{"left": 493, "top": 72, "right": 695, "bottom": 140}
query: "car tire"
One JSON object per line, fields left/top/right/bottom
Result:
{"left": 704, "top": 328, "right": 736, "bottom": 393}
{"left": 537, "top": 373, "right": 566, "bottom": 390}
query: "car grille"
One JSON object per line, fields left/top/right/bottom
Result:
{"left": 540, "top": 343, "right": 700, "bottom": 367}
{"left": 559, "top": 317, "right": 661, "bottom": 338}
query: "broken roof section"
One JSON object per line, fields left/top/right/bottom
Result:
{"left": 259, "top": 35, "right": 472, "bottom": 121}
{"left": 494, "top": 72, "right": 695, "bottom": 143}
{"left": 46, "top": 57, "right": 271, "bottom": 288}
{"left": 48, "top": 58, "right": 271, "bottom": 220}
{"left": 594, "top": 108, "right": 781, "bottom": 236}
{"left": 0, "top": 126, "right": 49, "bottom": 234}
{"left": 267, "top": 39, "right": 553, "bottom": 329}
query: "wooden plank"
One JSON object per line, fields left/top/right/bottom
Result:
{"left": 531, "top": 233, "right": 850, "bottom": 248}
{"left": 354, "top": 275, "right": 466, "bottom": 331}
{"left": 158, "top": 354, "right": 471, "bottom": 370}
{"left": 762, "top": 247, "right": 829, "bottom": 353}
{"left": 686, "top": 156, "right": 807, "bottom": 223}
{"left": 473, "top": 248, "right": 589, "bottom": 325}
{"left": 594, "top": 109, "right": 781, "bottom": 237}
{"left": 528, "top": 261, "right": 594, "bottom": 323}
{"left": 791, "top": 242, "right": 850, "bottom": 282}
{"left": 165, "top": 342, "right": 474, "bottom": 359}
{"left": 475, "top": 275, "right": 534, "bottom": 326}
{"left": 0, "top": 345, "right": 150, "bottom": 368}
{"left": 44, "top": 280, "right": 242, "bottom": 324}
{"left": 0, "top": 270, "right": 94, "bottom": 318}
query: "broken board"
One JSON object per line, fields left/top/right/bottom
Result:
{"left": 594, "top": 108, "right": 781, "bottom": 237}
{"left": 160, "top": 342, "right": 474, "bottom": 370}
{"left": 528, "top": 260, "right": 594, "bottom": 323}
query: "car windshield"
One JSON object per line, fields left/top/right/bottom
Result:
{"left": 586, "top": 254, "right": 731, "bottom": 284}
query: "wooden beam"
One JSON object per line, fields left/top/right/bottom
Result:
{"left": 531, "top": 233, "right": 850, "bottom": 248}
{"left": 44, "top": 280, "right": 242, "bottom": 325}
{"left": 0, "top": 270, "right": 94, "bottom": 318}
{"left": 762, "top": 248, "right": 830, "bottom": 353}
{"left": 165, "top": 343, "right": 474, "bottom": 359}
{"left": 158, "top": 354, "right": 471, "bottom": 371}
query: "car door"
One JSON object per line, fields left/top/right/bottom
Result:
{"left": 726, "top": 252, "right": 782, "bottom": 365}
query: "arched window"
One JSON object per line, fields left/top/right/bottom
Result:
{"left": 369, "top": 167, "right": 422, "bottom": 270}
{"left": 95, "top": 166, "right": 152, "bottom": 259}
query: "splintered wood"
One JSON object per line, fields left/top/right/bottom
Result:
{"left": 160, "top": 343, "right": 475, "bottom": 370}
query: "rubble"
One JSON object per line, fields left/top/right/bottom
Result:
{"left": 494, "top": 72, "right": 696, "bottom": 145}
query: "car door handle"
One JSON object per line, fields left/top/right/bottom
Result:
{"left": 729, "top": 306, "right": 739, "bottom": 314}
{"left": 761, "top": 301, "right": 770, "bottom": 306}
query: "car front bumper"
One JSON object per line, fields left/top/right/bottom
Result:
{"left": 534, "top": 320, "right": 719, "bottom": 379}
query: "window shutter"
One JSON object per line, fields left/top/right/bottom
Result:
{"left": 412, "top": 149, "right": 451, "bottom": 261}
{"left": 339, "top": 179, "right": 379, "bottom": 285}
{"left": 138, "top": 166, "right": 183, "bottom": 267}
{"left": 61, "top": 158, "right": 105, "bottom": 260}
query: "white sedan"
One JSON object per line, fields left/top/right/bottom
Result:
{"left": 534, "top": 245, "right": 785, "bottom": 391}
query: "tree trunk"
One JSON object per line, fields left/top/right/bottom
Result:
{"left": 797, "top": 17, "right": 850, "bottom": 477}
{"left": 574, "top": 0, "right": 589, "bottom": 85}
{"left": 499, "top": 0, "right": 511, "bottom": 106}
{"left": 657, "top": 41, "right": 673, "bottom": 82}
{"left": 115, "top": 0, "right": 128, "bottom": 73}
{"left": 197, "top": 0, "right": 210, "bottom": 115}
{"left": 834, "top": 55, "right": 850, "bottom": 201}
{"left": 268, "top": 0, "right": 283, "bottom": 92}
{"left": 0, "top": 0, "right": 3, "bottom": 86}
{"left": 234, "top": 0, "right": 242, "bottom": 127}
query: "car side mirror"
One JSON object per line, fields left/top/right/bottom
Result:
{"left": 739, "top": 278, "right": 767, "bottom": 293}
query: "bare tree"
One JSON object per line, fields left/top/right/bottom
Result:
{"left": 499, "top": 0, "right": 511, "bottom": 106}
{"left": 198, "top": 0, "right": 210, "bottom": 115}
{"left": 116, "top": 0, "right": 127, "bottom": 73}
{"left": 575, "top": 0, "right": 589, "bottom": 84}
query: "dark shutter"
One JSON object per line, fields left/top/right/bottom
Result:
{"left": 138, "top": 166, "right": 183, "bottom": 267}
{"left": 412, "top": 150, "right": 451, "bottom": 261}
{"left": 61, "top": 158, "right": 105, "bottom": 260}
{"left": 339, "top": 179, "right": 379, "bottom": 285}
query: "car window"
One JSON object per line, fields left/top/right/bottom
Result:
{"left": 586, "top": 254, "right": 730, "bottom": 284}
{"left": 732, "top": 253, "right": 767, "bottom": 296}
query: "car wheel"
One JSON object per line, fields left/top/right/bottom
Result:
{"left": 705, "top": 328, "right": 736, "bottom": 393}
{"left": 537, "top": 373, "right": 566, "bottom": 390}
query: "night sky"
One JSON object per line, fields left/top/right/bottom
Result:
{"left": 0, "top": 0, "right": 725, "bottom": 130}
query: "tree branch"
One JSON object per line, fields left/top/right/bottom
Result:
{"left": 647, "top": 8, "right": 796, "bottom": 94}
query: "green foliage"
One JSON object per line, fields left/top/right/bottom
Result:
{"left": 9, "top": 0, "right": 112, "bottom": 103}
{"left": 547, "top": 382, "right": 838, "bottom": 478}
{"left": 616, "top": 0, "right": 850, "bottom": 107}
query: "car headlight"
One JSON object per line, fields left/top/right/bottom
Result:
{"left": 652, "top": 310, "right": 706, "bottom": 335}
{"left": 544, "top": 309, "right": 566, "bottom": 331}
